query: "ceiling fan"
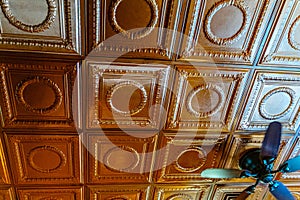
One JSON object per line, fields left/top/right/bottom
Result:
{"left": 200, "top": 122, "right": 300, "bottom": 200}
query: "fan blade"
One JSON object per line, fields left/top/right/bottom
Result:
{"left": 279, "top": 155, "right": 300, "bottom": 173}
{"left": 236, "top": 185, "right": 255, "bottom": 200}
{"left": 260, "top": 122, "right": 282, "bottom": 164}
{"left": 200, "top": 169, "right": 245, "bottom": 178}
{"left": 269, "top": 181, "right": 295, "bottom": 200}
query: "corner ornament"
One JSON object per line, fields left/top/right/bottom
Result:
{"left": 0, "top": 0, "right": 57, "bottom": 33}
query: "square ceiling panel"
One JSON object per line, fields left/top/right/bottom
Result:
{"left": 85, "top": 62, "right": 171, "bottom": 130}
{"left": 155, "top": 134, "right": 227, "bottom": 183}
{"left": 7, "top": 134, "right": 81, "bottom": 185}
{"left": 87, "top": 133, "right": 157, "bottom": 184}
{"left": 17, "top": 187, "right": 83, "bottom": 200}
{"left": 178, "top": 0, "right": 276, "bottom": 64}
{"left": 0, "top": 0, "right": 82, "bottom": 55}
{"left": 0, "top": 63, "right": 76, "bottom": 129}
{"left": 167, "top": 66, "right": 249, "bottom": 131}
{"left": 260, "top": 0, "right": 300, "bottom": 67}
{"left": 237, "top": 70, "right": 300, "bottom": 132}
{"left": 88, "top": 0, "right": 184, "bottom": 59}
{"left": 153, "top": 184, "right": 211, "bottom": 200}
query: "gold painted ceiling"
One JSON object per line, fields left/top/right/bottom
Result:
{"left": 0, "top": 0, "right": 299, "bottom": 199}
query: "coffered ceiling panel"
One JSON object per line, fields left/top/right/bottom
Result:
{"left": 237, "top": 70, "right": 300, "bottom": 132}
{"left": 88, "top": 185, "right": 151, "bottom": 200}
{"left": 167, "top": 66, "right": 249, "bottom": 131}
{"left": 85, "top": 62, "right": 171, "bottom": 130}
{"left": 178, "top": 0, "right": 276, "bottom": 64}
{"left": 88, "top": 0, "right": 183, "bottom": 59}
{"left": 0, "top": 62, "right": 76, "bottom": 129}
{"left": 211, "top": 184, "right": 267, "bottom": 200}
{"left": 17, "top": 187, "right": 82, "bottom": 200}
{"left": 0, "top": 0, "right": 82, "bottom": 55}
{"left": 87, "top": 133, "right": 157, "bottom": 184}
{"left": 7, "top": 134, "right": 81, "bottom": 185}
{"left": 153, "top": 184, "right": 211, "bottom": 200}
{"left": 155, "top": 134, "right": 227, "bottom": 183}
{"left": 260, "top": 0, "right": 300, "bottom": 67}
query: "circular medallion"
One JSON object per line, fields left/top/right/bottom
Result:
{"left": 175, "top": 147, "right": 206, "bottom": 172}
{"left": 167, "top": 194, "right": 193, "bottom": 200}
{"left": 15, "top": 76, "right": 63, "bottom": 114}
{"left": 186, "top": 84, "right": 224, "bottom": 118}
{"left": 28, "top": 145, "right": 67, "bottom": 173}
{"left": 109, "top": 0, "right": 158, "bottom": 39}
{"left": 288, "top": 16, "right": 300, "bottom": 50}
{"left": 204, "top": 0, "right": 248, "bottom": 45}
{"left": 103, "top": 146, "right": 140, "bottom": 172}
{"left": 259, "top": 87, "right": 296, "bottom": 120}
{"left": 106, "top": 81, "right": 147, "bottom": 116}
{"left": 0, "top": 0, "right": 57, "bottom": 33}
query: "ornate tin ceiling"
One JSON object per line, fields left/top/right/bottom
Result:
{"left": 0, "top": 0, "right": 299, "bottom": 199}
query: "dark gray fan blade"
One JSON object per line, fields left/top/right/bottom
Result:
{"left": 236, "top": 185, "right": 255, "bottom": 200}
{"left": 200, "top": 169, "right": 245, "bottom": 178}
{"left": 260, "top": 122, "right": 282, "bottom": 164}
{"left": 279, "top": 155, "right": 300, "bottom": 173}
{"left": 269, "top": 181, "right": 295, "bottom": 200}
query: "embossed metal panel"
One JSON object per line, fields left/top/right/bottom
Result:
{"left": 153, "top": 185, "right": 211, "bottom": 200}
{"left": 0, "top": 62, "right": 76, "bottom": 128}
{"left": 88, "top": 185, "right": 151, "bottom": 200}
{"left": 238, "top": 70, "right": 300, "bottom": 132}
{"left": 156, "top": 134, "right": 227, "bottom": 183}
{"left": 0, "top": 0, "right": 82, "bottom": 55}
{"left": 7, "top": 134, "right": 81, "bottom": 185}
{"left": 211, "top": 184, "right": 267, "bottom": 200}
{"left": 260, "top": 0, "right": 300, "bottom": 66}
{"left": 85, "top": 62, "right": 171, "bottom": 130}
{"left": 88, "top": 0, "right": 183, "bottom": 59}
{"left": 87, "top": 133, "right": 157, "bottom": 183}
{"left": 179, "top": 0, "right": 276, "bottom": 64}
{"left": 167, "top": 66, "right": 249, "bottom": 131}
{"left": 17, "top": 187, "right": 83, "bottom": 200}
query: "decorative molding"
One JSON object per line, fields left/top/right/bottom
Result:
{"left": 185, "top": 84, "right": 225, "bottom": 118}
{"left": 28, "top": 145, "right": 67, "bottom": 173}
{"left": 108, "top": 0, "right": 159, "bottom": 39}
{"left": 258, "top": 87, "right": 296, "bottom": 120}
{"left": 0, "top": 0, "right": 57, "bottom": 33}
{"left": 15, "top": 76, "right": 63, "bottom": 114}
{"left": 106, "top": 80, "right": 148, "bottom": 116}
{"left": 167, "top": 193, "right": 193, "bottom": 200}
{"left": 288, "top": 15, "right": 300, "bottom": 50}
{"left": 203, "top": 0, "right": 249, "bottom": 45}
